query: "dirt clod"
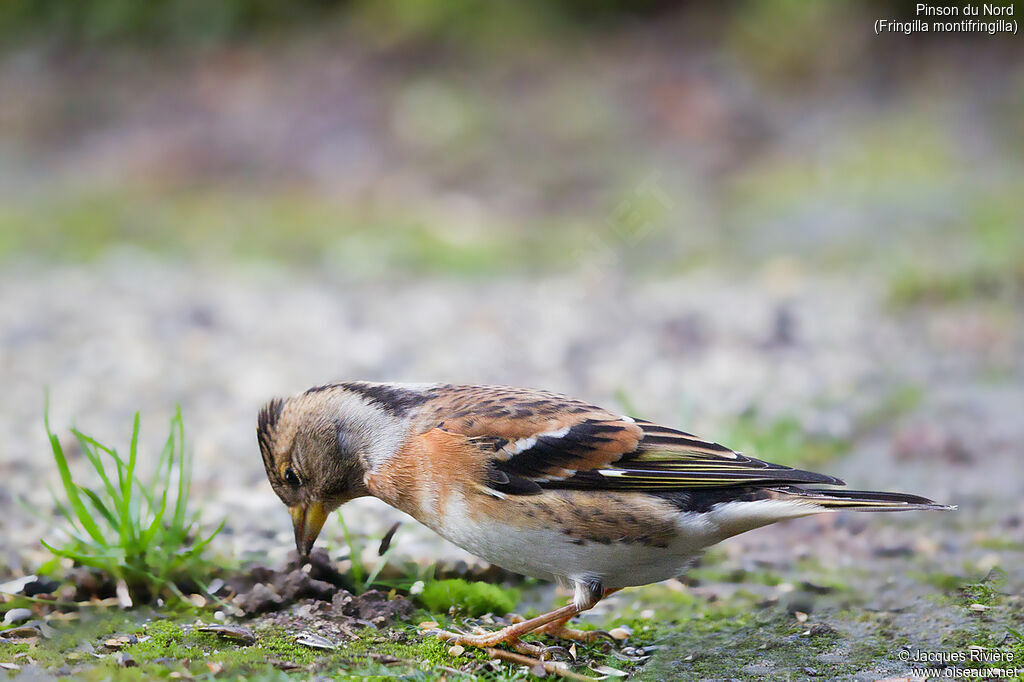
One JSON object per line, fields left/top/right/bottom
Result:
{"left": 333, "top": 589, "right": 415, "bottom": 626}
{"left": 236, "top": 583, "right": 284, "bottom": 615}
{"left": 275, "top": 569, "right": 337, "bottom": 602}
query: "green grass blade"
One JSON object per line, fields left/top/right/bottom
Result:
{"left": 71, "top": 430, "right": 123, "bottom": 510}
{"left": 362, "top": 549, "right": 395, "bottom": 591}
{"left": 171, "top": 407, "right": 190, "bottom": 533}
{"left": 117, "top": 413, "right": 141, "bottom": 550}
{"left": 139, "top": 493, "right": 169, "bottom": 548}
{"left": 188, "top": 519, "right": 226, "bottom": 556}
{"left": 38, "top": 486, "right": 81, "bottom": 535}
{"left": 78, "top": 486, "right": 119, "bottom": 530}
{"left": 337, "top": 512, "right": 365, "bottom": 588}
{"left": 44, "top": 403, "right": 108, "bottom": 546}
{"left": 40, "top": 539, "right": 123, "bottom": 565}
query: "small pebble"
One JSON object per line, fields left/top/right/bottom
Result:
{"left": 214, "top": 610, "right": 226, "bottom": 622}
{"left": 809, "top": 623, "right": 836, "bottom": 637}
{"left": 608, "top": 626, "right": 631, "bottom": 640}
{"left": 969, "top": 603, "right": 990, "bottom": 612}
{"left": 3, "top": 608, "right": 32, "bottom": 625}
{"left": 104, "top": 635, "right": 138, "bottom": 650}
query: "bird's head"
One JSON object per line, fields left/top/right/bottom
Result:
{"left": 256, "top": 384, "right": 410, "bottom": 557}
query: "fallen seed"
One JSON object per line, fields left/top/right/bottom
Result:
{"left": 3, "top": 626, "right": 39, "bottom": 640}
{"left": 592, "top": 663, "right": 628, "bottom": 677}
{"left": 295, "top": 632, "right": 337, "bottom": 650}
{"left": 0, "top": 577, "right": 36, "bottom": 596}
{"left": 198, "top": 624, "right": 256, "bottom": 645}
{"left": 3, "top": 608, "right": 32, "bottom": 625}
{"left": 448, "top": 645, "right": 465, "bottom": 656}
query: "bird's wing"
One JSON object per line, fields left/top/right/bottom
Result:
{"left": 419, "top": 386, "right": 843, "bottom": 496}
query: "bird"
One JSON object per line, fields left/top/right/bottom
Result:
{"left": 256, "top": 381, "right": 952, "bottom": 651}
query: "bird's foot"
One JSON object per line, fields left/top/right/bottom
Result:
{"left": 539, "top": 623, "right": 615, "bottom": 644}
{"left": 432, "top": 626, "right": 524, "bottom": 649}
{"left": 507, "top": 614, "right": 615, "bottom": 644}
{"left": 432, "top": 600, "right": 584, "bottom": 650}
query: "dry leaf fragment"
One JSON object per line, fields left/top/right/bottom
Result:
{"left": 592, "top": 664, "right": 628, "bottom": 677}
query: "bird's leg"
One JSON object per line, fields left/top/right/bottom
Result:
{"left": 521, "top": 588, "right": 621, "bottom": 644}
{"left": 432, "top": 584, "right": 618, "bottom": 651}
{"left": 536, "top": 615, "right": 616, "bottom": 644}
{"left": 433, "top": 601, "right": 583, "bottom": 648}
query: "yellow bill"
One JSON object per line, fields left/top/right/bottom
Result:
{"left": 289, "top": 502, "right": 327, "bottom": 557}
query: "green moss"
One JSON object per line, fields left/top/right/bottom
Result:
{"left": 0, "top": 190, "right": 584, "bottom": 278}
{"left": 910, "top": 570, "right": 971, "bottom": 594}
{"left": 975, "top": 538, "right": 1024, "bottom": 552}
{"left": 688, "top": 565, "right": 784, "bottom": 587}
{"left": 719, "top": 411, "right": 850, "bottom": 470}
{"left": 640, "top": 609, "right": 853, "bottom": 681}
{"left": 958, "top": 572, "right": 1005, "bottom": 608}
{"left": 417, "top": 579, "right": 519, "bottom": 618}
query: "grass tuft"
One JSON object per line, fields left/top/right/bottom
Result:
{"left": 41, "top": 402, "right": 225, "bottom": 603}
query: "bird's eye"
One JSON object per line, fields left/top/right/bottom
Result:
{"left": 284, "top": 467, "right": 300, "bottom": 487}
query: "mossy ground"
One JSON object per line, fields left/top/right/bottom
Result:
{"left": 7, "top": 559, "right": 1009, "bottom": 681}
{"left": 0, "top": 592, "right": 650, "bottom": 680}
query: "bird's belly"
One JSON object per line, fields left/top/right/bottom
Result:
{"left": 428, "top": 491, "right": 725, "bottom": 588}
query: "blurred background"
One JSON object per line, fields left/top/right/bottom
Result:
{"left": 0, "top": 1, "right": 1021, "bottom": 660}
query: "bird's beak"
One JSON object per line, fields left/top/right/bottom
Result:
{"left": 290, "top": 502, "right": 327, "bottom": 558}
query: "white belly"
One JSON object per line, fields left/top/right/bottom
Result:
{"left": 427, "top": 493, "right": 822, "bottom": 588}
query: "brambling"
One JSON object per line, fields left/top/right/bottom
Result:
{"left": 257, "top": 382, "right": 951, "bottom": 650}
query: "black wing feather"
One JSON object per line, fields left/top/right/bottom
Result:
{"left": 483, "top": 417, "right": 844, "bottom": 495}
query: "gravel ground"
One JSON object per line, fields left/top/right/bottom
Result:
{"left": 2, "top": 259, "right": 1022, "bottom": 678}
{"left": 2, "top": 259, "right": 1018, "bottom": 566}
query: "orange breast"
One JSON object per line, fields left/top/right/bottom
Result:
{"left": 364, "top": 427, "right": 486, "bottom": 528}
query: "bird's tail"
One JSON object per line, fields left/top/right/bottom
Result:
{"left": 771, "top": 485, "right": 955, "bottom": 512}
